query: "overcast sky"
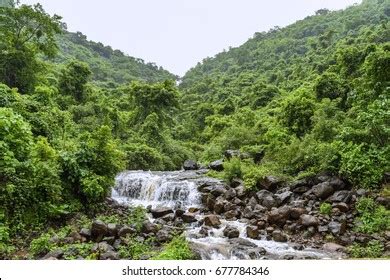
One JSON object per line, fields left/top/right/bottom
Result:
{"left": 22, "top": 0, "right": 361, "bottom": 76}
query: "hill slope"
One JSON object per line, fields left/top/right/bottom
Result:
{"left": 56, "top": 31, "right": 177, "bottom": 86}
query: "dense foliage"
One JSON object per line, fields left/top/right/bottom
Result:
{"left": 178, "top": 0, "right": 389, "bottom": 190}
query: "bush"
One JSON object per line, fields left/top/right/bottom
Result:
{"left": 354, "top": 197, "right": 390, "bottom": 234}
{"left": 223, "top": 157, "right": 243, "bottom": 183}
{"left": 29, "top": 233, "right": 53, "bottom": 257}
{"left": 320, "top": 202, "right": 332, "bottom": 215}
{"left": 153, "top": 236, "right": 194, "bottom": 260}
{"left": 124, "top": 143, "right": 164, "bottom": 170}
{"left": 349, "top": 240, "right": 384, "bottom": 258}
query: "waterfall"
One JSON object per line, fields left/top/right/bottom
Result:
{"left": 112, "top": 170, "right": 339, "bottom": 260}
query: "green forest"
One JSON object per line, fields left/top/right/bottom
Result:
{"left": 0, "top": 0, "right": 389, "bottom": 260}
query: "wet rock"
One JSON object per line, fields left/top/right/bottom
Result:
{"left": 107, "top": 223, "right": 118, "bottom": 237}
{"left": 223, "top": 226, "right": 240, "bottom": 238}
{"left": 272, "top": 230, "right": 288, "bottom": 242}
{"left": 328, "top": 221, "right": 346, "bottom": 235}
{"left": 209, "top": 160, "right": 224, "bottom": 171}
{"left": 91, "top": 220, "right": 108, "bottom": 241}
{"left": 214, "top": 199, "right": 225, "bottom": 214}
{"left": 300, "top": 214, "right": 319, "bottom": 227}
{"left": 151, "top": 207, "right": 174, "bottom": 218}
{"left": 43, "top": 249, "right": 64, "bottom": 260}
{"left": 210, "top": 185, "right": 227, "bottom": 197}
{"left": 259, "top": 176, "right": 284, "bottom": 191}
{"left": 246, "top": 226, "right": 260, "bottom": 239}
{"left": 118, "top": 226, "right": 136, "bottom": 238}
{"left": 161, "top": 213, "right": 175, "bottom": 222}
{"left": 235, "top": 185, "right": 246, "bottom": 198}
{"left": 243, "top": 206, "right": 256, "bottom": 219}
{"left": 204, "top": 215, "right": 221, "bottom": 228}
{"left": 248, "top": 247, "right": 267, "bottom": 259}
{"left": 225, "top": 188, "right": 237, "bottom": 200}
{"left": 183, "top": 160, "right": 199, "bottom": 170}
{"left": 156, "top": 230, "right": 171, "bottom": 243}
{"left": 142, "top": 221, "right": 159, "bottom": 234}
{"left": 276, "top": 191, "right": 292, "bottom": 204}
{"left": 328, "top": 191, "right": 352, "bottom": 204}
{"left": 79, "top": 228, "right": 91, "bottom": 239}
{"left": 182, "top": 212, "right": 198, "bottom": 223}
{"left": 333, "top": 202, "right": 349, "bottom": 212}
{"left": 312, "top": 182, "right": 334, "bottom": 199}
{"left": 290, "top": 207, "right": 307, "bottom": 219}
{"left": 256, "top": 190, "right": 278, "bottom": 210}
{"left": 225, "top": 210, "right": 240, "bottom": 219}
{"left": 175, "top": 209, "right": 185, "bottom": 217}
{"left": 100, "top": 251, "right": 119, "bottom": 260}
{"left": 323, "top": 242, "right": 346, "bottom": 253}
{"left": 267, "top": 206, "right": 291, "bottom": 227}
{"left": 206, "top": 195, "right": 215, "bottom": 211}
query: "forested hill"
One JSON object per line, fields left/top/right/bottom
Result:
{"left": 180, "top": 0, "right": 388, "bottom": 96}
{"left": 56, "top": 31, "right": 177, "bottom": 86}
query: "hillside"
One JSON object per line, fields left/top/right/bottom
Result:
{"left": 56, "top": 31, "right": 178, "bottom": 86}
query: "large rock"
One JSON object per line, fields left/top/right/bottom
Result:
{"left": 328, "top": 221, "right": 346, "bottom": 235}
{"left": 267, "top": 206, "right": 291, "bottom": 227}
{"left": 276, "top": 191, "right": 292, "bottom": 204}
{"left": 213, "top": 199, "right": 225, "bottom": 214}
{"left": 210, "top": 185, "right": 227, "bottom": 197}
{"left": 182, "top": 212, "right": 198, "bottom": 223}
{"left": 300, "top": 214, "right": 319, "bottom": 227}
{"left": 246, "top": 226, "right": 260, "bottom": 239}
{"left": 100, "top": 251, "right": 119, "bottom": 260}
{"left": 328, "top": 191, "right": 352, "bottom": 204}
{"left": 118, "top": 226, "right": 136, "bottom": 238}
{"left": 256, "top": 190, "right": 278, "bottom": 210}
{"left": 91, "top": 220, "right": 108, "bottom": 240}
{"left": 259, "top": 176, "right": 284, "bottom": 191}
{"left": 204, "top": 215, "right": 221, "bottom": 228}
{"left": 223, "top": 225, "right": 240, "bottom": 238}
{"left": 290, "top": 207, "right": 307, "bottom": 219}
{"left": 272, "top": 230, "right": 288, "bottom": 242}
{"left": 209, "top": 160, "right": 224, "bottom": 171}
{"left": 290, "top": 179, "right": 311, "bottom": 194}
{"left": 156, "top": 230, "right": 172, "bottom": 243}
{"left": 225, "top": 188, "right": 237, "bottom": 200}
{"left": 312, "top": 182, "right": 335, "bottom": 199}
{"left": 323, "top": 242, "right": 346, "bottom": 253}
{"left": 107, "top": 223, "right": 118, "bottom": 237}
{"left": 142, "top": 221, "right": 159, "bottom": 234}
{"left": 151, "top": 207, "right": 174, "bottom": 218}
{"left": 183, "top": 160, "right": 199, "bottom": 170}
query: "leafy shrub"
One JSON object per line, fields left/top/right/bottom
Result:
{"left": 124, "top": 143, "right": 164, "bottom": 171}
{"left": 29, "top": 233, "right": 53, "bottom": 257}
{"left": 340, "top": 144, "right": 386, "bottom": 189}
{"left": 349, "top": 240, "right": 384, "bottom": 258}
{"left": 354, "top": 197, "right": 390, "bottom": 233}
{"left": 223, "top": 157, "right": 243, "bottom": 183}
{"left": 320, "top": 202, "right": 332, "bottom": 215}
{"left": 153, "top": 236, "right": 194, "bottom": 260}
{"left": 118, "top": 237, "right": 154, "bottom": 260}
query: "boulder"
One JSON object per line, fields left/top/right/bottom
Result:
{"left": 259, "top": 176, "right": 284, "bottom": 191}
{"left": 312, "top": 182, "right": 334, "bottom": 199}
{"left": 225, "top": 188, "right": 237, "bottom": 200}
{"left": 323, "top": 242, "right": 346, "bottom": 253}
{"left": 151, "top": 207, "right": 174, "bottom": 218}
{"left": 79, "top": 228, "right": 91, "bottom": 239}
{"left": 328, "top": 191, "right": 352, "bottom": 204}
{"left": 248, "top": 247, "right": 267, "bottom": 259}
{"left": 300, "top": 215, "right": 319, "bottom": 227}
{"left": 328, "top": 221, "right": 346, "bottom": 235}
{"left": 235, "top": 185, "right": 246, "bottom": 198}
{"left": 223, "top": 225, "right": 240, "bottom": 238}
{"left": 156, "top": 230, "right": 171, "bottom": 243}
{"left": 210, "top": 185, "right": 227, "bottom": 197}
{"left": 224, "top": 210, "right": 240, "bottom": 219}
{"left": 182, "top": 212, "right": 198, "bottom": 223}
{"left": 107, "top": 223, "right": 118, "bottom": 237}
{"left": 267, "top": 206, "right": 291, "bottom": 227}
{"left": 209, "top": 160, "right": 224, "bottom": 171}
{"left": 118, "top": 226, "right": 136, "bottom": 238}
{"left": 42, "top": 249, "right": 64, "bottom": 260}
{"left": 213, "top": 199, "right": 225, "bottom": 214}
{"left": 272, "top": 230, "right": 288, "bottom": 242}
{"left": 142, "top": 221, "right": 159, "bottom": 234}
{"left": 276, "top": 191, "right": 292, "bottom": 204}
{"left": 183, "top": 160, "right": 198, "bottom": 170}
{"left": 100, "top": 251, "right": 119, "bottom": 260}
{"left": 256, "top": 190, "right": 278, "bottom": 209}
{"left": 91, "top": 220, "right": 108, "bottom": 241}
{"left": 290, "top": 207, "right": 307, "bottom": 220}
{"left": 204, "top": 215, "right": 221, "bottom": 228}
{"left": 333, "top": 202, "right": 349, "bottom": 212}
{"left": 246, "top": 226, "right": 260, "bottom": 239}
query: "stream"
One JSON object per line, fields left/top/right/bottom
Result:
{"left": 112, "top": 170, "right": 341, "bottom": 260}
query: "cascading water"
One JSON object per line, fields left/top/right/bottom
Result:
{"left": 112, "top": 170, "right": 341, "bottom": 260}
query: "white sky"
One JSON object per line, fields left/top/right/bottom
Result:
{"left": 21, "top": 0, "right": 361, "bottom": 76}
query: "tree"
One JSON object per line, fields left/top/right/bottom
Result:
{"left": 0, "top": 4, "right": 62, "bottom": 93}
{"left": 59, "top": 60, "right": 92, "bottom": 102}
{"left": 129, "top": 80, "right": 179, "bottom": 127}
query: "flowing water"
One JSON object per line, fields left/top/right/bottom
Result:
{"left": 112, "top": 170, "right": 340, "bottom": 260}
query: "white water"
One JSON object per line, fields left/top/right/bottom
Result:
{"left": 112, "top": 170, "right": 338, "bottom": 260}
